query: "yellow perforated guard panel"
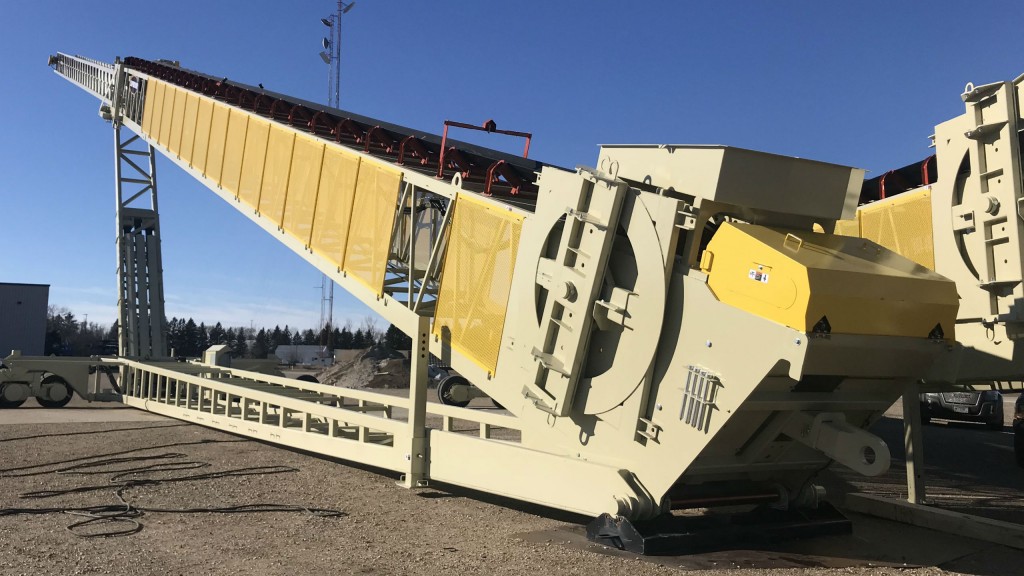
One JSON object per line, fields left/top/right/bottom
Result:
{"left": 857, "top": 188, "right": 935, "bottom": 269}
{"left": 259, "top": 125, "right": 296, "bottom": 224}
{"left": 311, "top": 147, "right": 360, "bottom": 267}
{"left": 432, "top": 193, "right": 524, "bottom": 374}
{"left": 345, "top": 163, "right": 403, "bottom": 292}
{"left": 830, "top": 188, "right": 935, "bottom": 270}
{"left": 140, "top": 78, "right": 403, "bottom": 297}
{"left": 180, "top": 91, "right": 199, "bottom": 162}
{"left": 283, "top": 134, "right": 325, "bottom": 245}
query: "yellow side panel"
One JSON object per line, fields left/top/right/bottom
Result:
{"left": 179, "top": 92, "right": 200, "bottom": 164}
{"left": 237, "top": 115, "right": 269, "bottom": 208}
{"left": 147, "top": 80, "right": 165, "bottom": 142}
{"left": 282, "top": 135, "right": 325, "bottom": 245}
{"left": 833, "top": 218, "right": 860, "bottom": 237}
{"left": 205, "top": 103, "right": 230, "bottom": 183}
{"left": 168, "top": 86, "right": 186, "bottom": 156}
{"left": 344, "top": 163, "right": 403, "bottom": 293}
{"left": 141, "top": 79, "right": 158, "bottom": 137}
{"left": 158, "top": 84, "right": 175, "bottom": 149}
{"left": 432, "top": 194, "right": 524, "bottom": 374}
{"left": 310, "top": 147, "right": 361, "bottom": 268}
{"left": 221, "top": 108, "right": 250, "bottom": 195}
{"left": 703, "top": 222, "right": 957, "bottom": 339}
{"left": 259, "top": 125, "right": 296, "bottom": 226}
{"left": 192, "top": 97, "right": 213, "bottom": 175}
{"left": 858, "top": 188, "right": 935, "bottom": 270}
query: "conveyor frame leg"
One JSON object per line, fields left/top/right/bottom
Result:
{"left": 902, "top": 381, "right": 927, "bottom": 504}
{"left": 400, "top": 315, "right": 431, "bottom": 488}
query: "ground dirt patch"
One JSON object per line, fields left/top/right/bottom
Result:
{"left": 316, "top": 345, "right": 411, "bottom": 389}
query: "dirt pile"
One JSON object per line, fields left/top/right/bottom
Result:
{"left": 317, "top": 345, "right": 411, "bottom": 389}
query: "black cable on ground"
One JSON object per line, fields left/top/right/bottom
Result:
{"left": 0, "top": 422, "right": 189, "bottom": 445}
{"left": 0, "top": 438, "right": 243, "bottom": 477}
{"left": 0, "top": 451, "right": 345, "bottom": 537}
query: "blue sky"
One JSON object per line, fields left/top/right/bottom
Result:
{"left": 2, "top": 1, "right": 1022, "bottom": 331}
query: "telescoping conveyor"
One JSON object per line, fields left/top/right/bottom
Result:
{"left": 0, "top": 52, "right": 970, "bottom": 552}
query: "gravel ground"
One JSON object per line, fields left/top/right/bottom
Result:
{"left": 0, "top": 414, "right": 1020, "bottom": 575}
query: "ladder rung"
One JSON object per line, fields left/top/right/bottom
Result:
{"left": 961, "top": 81, "right": 1003, "bottom": 104}
{"left": 530, "top": 348, "right": 570, "bottom": 376}
{"left": 566, "top": 246, "right": 590, "bottom": 259}
{"left": 965, "top": 121, "right": 1007, "bottom": 140}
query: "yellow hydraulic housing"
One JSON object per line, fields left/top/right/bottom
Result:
{"left": 702, "top": 222, "right": 957, "bottom": 340}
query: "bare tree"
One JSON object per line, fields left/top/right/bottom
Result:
{"left": 361, "top": 315, "right": 380, "bottom": 344}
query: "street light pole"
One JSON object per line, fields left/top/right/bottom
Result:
{"left": 318, "top": 1, "right": 355, "bottom": 353}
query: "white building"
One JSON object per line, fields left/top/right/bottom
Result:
{"left": 273, "top": 344, "right": 334, "bottom": 367}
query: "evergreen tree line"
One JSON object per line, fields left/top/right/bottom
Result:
{"left": 44, "top": 306, "right": 413, "bottom": 359}
{"left": 43, "top": 306, "right": 116, "bottom": 356}
{"left": 166, "top": 319, "right": 395, "bottom": 359}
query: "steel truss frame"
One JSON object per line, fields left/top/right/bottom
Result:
{"left": 114, "top": 120, "right": 168, "bottom": 359}
{"left": 383, "top": 182, "right": 454, "bottom": 313}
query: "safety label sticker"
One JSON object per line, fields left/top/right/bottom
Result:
{"left": 748, "top": 269, "right": 769, "bottom": 283}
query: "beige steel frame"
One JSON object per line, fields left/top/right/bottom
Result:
{"left": 40, "top": 53, "right": 972, "bottom": 525}
{"left": 930, "top": 74, "right": 1024, "bottom": 383}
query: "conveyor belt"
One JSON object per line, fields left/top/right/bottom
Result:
{"left": 125, "top": 56, "right": 549, "bottom": 206}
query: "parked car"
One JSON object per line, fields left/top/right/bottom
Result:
{"left": 919, "top": 390, "right": 1004, "bottom": 430}
{"left": 1014, "top": 394, "right": 1023, "bottom": 467}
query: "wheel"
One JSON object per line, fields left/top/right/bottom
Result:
{"left": 0, "top": 386, "right": 26, "bottom": 409}
{"left": 986, "top": 403, "right": 1005, "bottom": 431}
{"left": 437, "top": 375, "right": 471, "bottom": 408}
{"left": 36, "top": 374, "right": 74, "bottom": 408}
{"left": 491, "top": 398, "right": 505, "bottom": 410}
{"left": 296, "top": 374, "right": 335, "bottom": 405}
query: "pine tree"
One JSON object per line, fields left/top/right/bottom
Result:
{"left": 337, "top": 327, "right": 354, "bottom": 349}
{"left": 208, "top": 322, "right": 226, "bottom": 345}
{"left": 302, "top": 329, "right": 317, "bottom": 345}
{"left": 182, "top": 318, "right": 200, "bottom": 356}
{"left": 166, "top": 317, "right": 181, "bottom": 355}
{"left": 318, "top": 322, "right": 333, "bottom": 349}
{"left": 276, "top": 325, "right": 293, "bottom": 347}
{"left": 251, "top": 328, "right": 270, "bottom": 359}
{"left": 225, "top": 327, "right": 237, "bottom": 354}
{"left": 384, "top": 324, "right": 412, "bottom": 351}
{"left": 197, "top": 322, "right": 210, "bottom": 353}
{"left": 234, "top": 329, "right": 249, "bottom": 358}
